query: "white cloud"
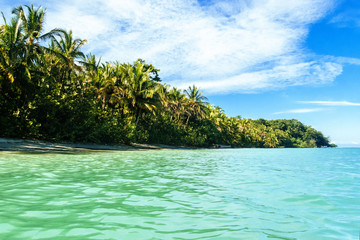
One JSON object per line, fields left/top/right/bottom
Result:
{"left": 329, "top": 9, "right": 360, "bottom": 28}
{"left": 177, "top": 60, "right": 342, "bottom": 94}
{"left": 273, "top": 108, "right": 325, "bottom": 114}
{"left": 4, "top": 0, "right": 345, "bottom": 94}
{"left": 299, "top": 101, "right": 360, "bottom": 106}
{"left": 332, "top": 56, "right": 360, "bottom": 65}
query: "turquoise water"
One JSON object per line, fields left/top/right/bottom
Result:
{"left": 0, "top": 148, "right": 359, "bottom": 239}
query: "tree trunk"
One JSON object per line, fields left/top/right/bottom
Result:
{"left": 134, "top": 108, "right": 142, "bottom": 141}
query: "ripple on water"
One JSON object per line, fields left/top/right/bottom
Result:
{"left": 0, "top": 149, "right": 359, "bottom": 239}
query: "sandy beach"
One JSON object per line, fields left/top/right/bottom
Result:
{"left": 0, "top": 138, "right": 193, "bottom": 152}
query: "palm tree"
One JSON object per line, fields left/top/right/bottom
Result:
{"left": 12, "top": 4, "right": 45, "bottom": 45}
{"left": 11, "top": 5, "right": 52, "bottom": 79}
{"left": 0, "top": 14, "right": 25, "bottom": 84}
{"left": 184, "top": 85, "right": 209, "bottom": 124}
{"left": 80, "top": 53, "right": 101, "bottom": 73}
{"left": 1, "top": 5, "right": 58, "bottom": 87}
{"left": 49, "top": 29, "right": 87, "bottom": 71}
{"left": 47, "top": 29, "right": 87, "bottom": 92}
{"left": 96, "top": 62, "right": 118, "bottom": 109}
{"left": 116, "top": 61, "right": 162, "bottom": 140}
{"left": 208, "top": 105, "right": 227, "bottom": 132}
{"left": 0, "top": 6, "right": 51, "bottom": 135}
{"left": 167, "top": 87, "right": 189, "bottom": 123}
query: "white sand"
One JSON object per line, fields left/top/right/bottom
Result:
{"left": 0, "top": 138, "right": 193, "bottom": 152}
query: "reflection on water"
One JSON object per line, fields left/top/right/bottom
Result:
{"left": 0, "top": 149, "right": 359, "bottom": 239}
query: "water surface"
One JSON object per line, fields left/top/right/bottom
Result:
{"left": 0, "top": 148, "right": 359, "bottom": 239}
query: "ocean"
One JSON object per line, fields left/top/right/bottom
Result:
{"left": 0, "top": 148, "right": 359, "bottom": 239}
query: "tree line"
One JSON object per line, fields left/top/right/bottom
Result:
{"left": 0, "top": 5, "right": 335, "bottom": 148}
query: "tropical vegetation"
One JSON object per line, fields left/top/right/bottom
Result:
{"left": 0, "top": 5, "right": 335, "bottom": 148}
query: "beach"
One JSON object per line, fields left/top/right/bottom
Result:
{"left": 0, "top": 138, "right": 193, "bottom": 152}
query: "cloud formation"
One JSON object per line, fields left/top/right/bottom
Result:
{"left": 5, "top": 0, "right": 344, "bottom": 94}
{"left": 299, "top": 100, "right": 360, "bottom": 106}
{"left": 273, "top": 108, "right": 325, "bottom": 114}
{"left": 329, "top": 9, "right": 360, "bottom": 28}
{"left": 274, "top": 99, "right": 360, "bottom": 115}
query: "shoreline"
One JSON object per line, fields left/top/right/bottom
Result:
{"left": 0, "top": 138, "right": 196, "bottom": 152}
{"left": 1, "top": 138, "right": 340, "bottom": 153}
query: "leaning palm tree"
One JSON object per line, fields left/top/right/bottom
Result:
{"left": 48, "top": 29, "right": 87, "bottom": 73}
{"left": 46, "top": 29, "right": 87, "bottom": 93}
{"left": 0, "top": 14, "right": 25, "bottom": 84}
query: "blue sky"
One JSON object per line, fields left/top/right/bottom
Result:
{"left": 1, "top": 0, "right": 360, "bottom": 146}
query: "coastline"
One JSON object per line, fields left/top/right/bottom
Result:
{"left": 0, "top": 138, "right": 337, "bottom": 152}
{"left": 0, "top": 138, "right": 195, "bottom": 152}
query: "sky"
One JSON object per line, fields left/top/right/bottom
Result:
{"left": 1, "top": 0, "right": 360, "bottom": 147}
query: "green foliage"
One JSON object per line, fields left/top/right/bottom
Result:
{"left": 0, "top": 5, "right": 334, "bottom": 148}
